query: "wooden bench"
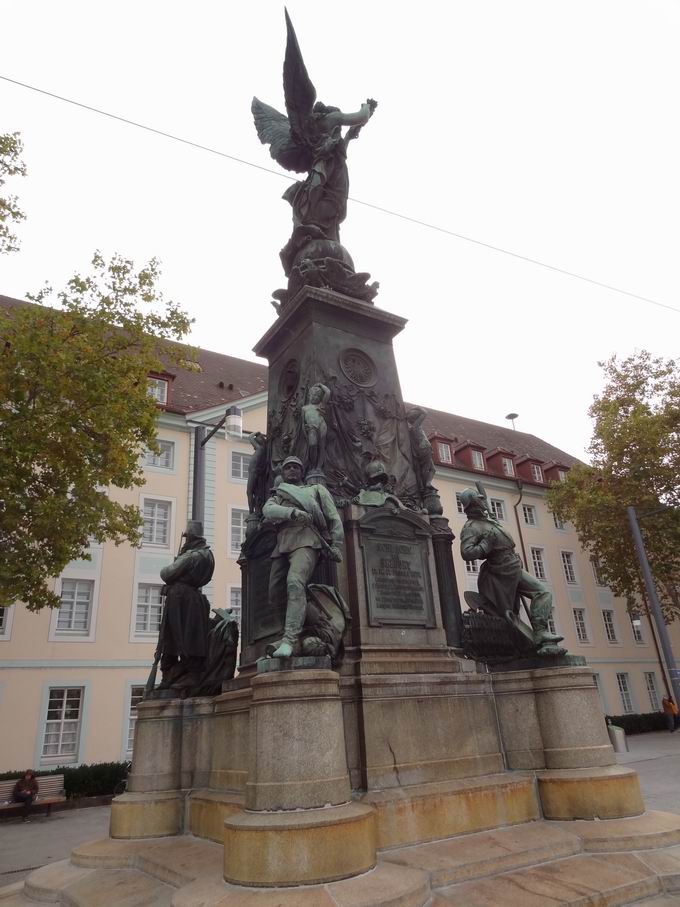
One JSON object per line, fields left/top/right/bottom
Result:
{"left": 0, "top": 774, "right": 66, "bottom": 817}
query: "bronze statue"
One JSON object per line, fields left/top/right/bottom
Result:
{"left": 459, "top": 483, "right": 565, "bottom": 657}
{"left": 246, "top": 431, "right": 268, "bottom": 516}
{"left": 155, "top": 521, "right": 216, "bottom": 692}
{"left": 262, "top": 456, "right": 343, "bottom": 657}
{"left": 252, "top": 11, "right": 378, "bottom": 306}
{"left": 302, "top": 383, "right": 330, "bottom": 473}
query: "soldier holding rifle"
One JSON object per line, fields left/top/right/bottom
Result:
{"left": 263, "top": 456, "right": 344, "bottom": 658}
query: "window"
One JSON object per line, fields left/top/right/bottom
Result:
{"left": 591, "top": 557, "right": 607, "bottom": 587}
{"left": 616, "top": 672, "right": 634, "bottom": 714}
{"left": 57, "top": 579, "right": 94, "bottom": 635}
{"left": 145, "top": 440, "right": 175, "bottom": 469}
{"left": 231, "top": 451, "right": 252, "bottom": 480}
{"left": 0, "top": 606, "right": 7, "bottom": 636}
{"left": 42, "top": 687, "right": 84, "bottom": 761}
{"left": 136, "top": 584, "right": 163, "bottom": 635}
{"left": 558, "top": 470, "right": 567, "bottom": 482}
{"left": 471, "top": 449, "right": 485, "bottom": 470}
{"left": 530, "top": 463, "right": 544, "bottom": 482}
{"left": 561, "top": 551, "right": 577, "bottom": 584}
{"left": 230, "top": 587, "right": 242, "bottom": 627}
{"left": 437, "top": 442, "right": 452, "bottom": 464}
{"left": 230, "top": 509, "right": 248, "bottom": 556}
{"left": 147, "top": 377, "right": 168, "bottom": 404}
{"left": 465, "top": 559, "right": 480, "bottom": 574}
{"left": 126, "top": 686, "right": 145, "bottom": 756}
{"left": 552, "top": 513, "right": 567, "bottom": 531}
{"left": 522, "top": 504, "right": 537, "bottom": 526}
{"left": 573, "top": 608, "right": 589, "bottom": 643}
{"left": 530, "top": 546, "right": 547, "bottom": 580}
{"left": 593, "top": 673, "right": 606, "bottom": 710}
{"left": 602, "top": 609, "right": 618, "bottom": 643}
{"left": 501, "top": 457, "right": 514, "bottom": 477}
{"left": 644, "top": 672, "right": 661, "bottom": 711}
{"left": 489, "top": 498, "right": 506, "bottom": 521}
{"left": 143, "top": 499, "right": 171, "bottom": 546}
{"left": 547, "top": 616, "right": 557, "bottom": 636}
{"left": 630, "top": 614, "right": 645, "bottom": 644}
{"left": 456, "top": 493, "right": 464, "bottom": 514}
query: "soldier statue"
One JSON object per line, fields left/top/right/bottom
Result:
{"left": 459, "top": 483, "right": 565, "bottom": 656}
{"left": 155, "top": 520, "right": 215, "bottom": 691}
{"left": 262, "top": 456, "right": 344, "bottom": 657}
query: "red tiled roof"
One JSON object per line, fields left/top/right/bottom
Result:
{"left": 2, "top": 294, "right": 579, "bottom": 466}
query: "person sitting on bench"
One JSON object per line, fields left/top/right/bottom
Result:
{"left": 13, "top": 770, "right": 38, "bottom": 821}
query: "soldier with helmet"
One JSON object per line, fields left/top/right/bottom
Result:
{"left": 263, "top": 456, "right": 344, "bottom": 658}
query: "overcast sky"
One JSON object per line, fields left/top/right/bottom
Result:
{"left": 2, "top": 0, "right": 679, "bottom": 460}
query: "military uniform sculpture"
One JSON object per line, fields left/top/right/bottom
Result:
{"left": 263, "top": 456, "right": 344, "bottom": 658}
{"left": 459, "top": 483, "right": 565, "bottom": 657}
{"left": 156, "top": 520, "right": 216, "bottom": 691}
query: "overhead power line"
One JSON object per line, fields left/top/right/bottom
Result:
{"left": 2, "top": 73, "right": 679, "bottom": 316}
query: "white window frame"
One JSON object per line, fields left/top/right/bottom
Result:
{"left": 593, "top": 673, "right": 608, "bottom": 712}
{"left": 471, "top": 449, "right": 485, "bottom": 471}
{"left": 228, "top": 584, "right": 242, "bottom": 629}
{"left": 522, "top": 504, "right": 537, "bottom": 527}
{"left": 591, "top": 557, "right": 607, "bottom": 587}
{"left": 561, "top": 550, "right": 578, "bottom": 585}
{"left": 124, "top": 684, "right": 146, "bottom": 759}
{"left": 465, "top": 559, "right": 480, "bottom": 574}
{"left": 644, "top": 672, "right": 661, "bottom": 711}
{"left": 558, "top": 469, "right": 567, "bottom": 482}
{"left": 147, "top": 377, "right": 168, "bottom": 404}
{"left": 49, "top": 572, "right": 101, "bottom": 643}
{"left": 0, "top": 604, "right": 15, "bottom": 640}
{"left": 144, "top": 438, "right": 176, "bottom": 473}
{"left": 489, "top": 498, "right": 506, "bottom": 521}
{"left": 230, "top": 449, "right": 252, "bottom": 483}
{"left": 616, "top": 672, "right": 635, "bottom": 714}
{"left": 455, "top": 493, "right": 465, "bottom": 514}
{"left": 630, "top": 613, "right": 645, "bottom": 645}
{"left": 572, "top": 607, "right": 590, "bottom": 644}
{"left": 601, "top": 608, "right": 619, "bottom": 644}
{"left": 39, "top": 685, "right": 86, "bottom": 766}
{"left": 134, "top": 582, "right": 164, "bottom": 638}
{"left": 530, "top": 546, "right": 548, "bottom": 581}
{"left": 229, "top": 507, "right": 249, "bottom": 558}
{"left": 437, "top": 442, "right": 452, "bottom": 464}
{"left": 530, "top": 463, "right": 544, "bottom": 483}
{"left": 501, "top": 457, "right": 514, "bottom": 477}
{"left": 55, "top": 578, "right": 95, "bottom": 637}
{"left": 140, "top": 494, "right": 175, "bottom": 550}
{"left": 552, "top": 513, "right": 567, "bottom": 531}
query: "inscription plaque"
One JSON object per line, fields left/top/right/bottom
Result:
{"left": 361, "top": 516, "right": 436, "bottom": 627}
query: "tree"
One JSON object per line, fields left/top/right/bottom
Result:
{"left": 547, "top": 351, "right": 680, "bottom": 617}
{"left": 0, "top": 132, "right": 27, "bottom": 254}
{"left": 0, "top": 252, "right": 194, "bottom": 611}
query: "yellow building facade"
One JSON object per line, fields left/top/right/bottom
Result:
{"left": 0, "top": 349, "right": 677, "bottom": 772}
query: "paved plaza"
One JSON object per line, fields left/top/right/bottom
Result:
{"left": 1, "top": 730, "right": 680, "bottom": 890}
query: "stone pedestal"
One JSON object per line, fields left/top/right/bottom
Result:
{"left": 492, "top": 664, "right": 644, "bottom": 819}
{"left": 223, "top": 668, "right": 377, "bottom": 886}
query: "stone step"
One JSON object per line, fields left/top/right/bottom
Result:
{"left": 382, "top": 820, "right": 582, "bottom": 886}
{"left": 635, "top": 845, "right": 680, "bottom": 891}
{"left": 633, "top": 898, "right": 680, "bottom": 906}
{"left": 554, "top": 811, "right": 680, "bottom": 852}
{"left": 31, "top": 868, "right": 174, "bottom": 907}
{"left": 434, "top": 852, "right": 660, "bottom": 906}
{"left": 23, "top": 860, "right": 93, "bottom": 902}
{"left": 0, "top": 883, "right": 32, "bottom": 905}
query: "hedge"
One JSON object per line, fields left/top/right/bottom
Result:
{"left": 0, "top": 761, "right": 130, "bottom": 798}
{"left": 606, "top": 711, "right": 668, "bottom": 735}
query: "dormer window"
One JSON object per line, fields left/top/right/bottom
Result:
{"left": 530, "top": 463, "right": 543, "bottom": 483}
{"left": 437, "top": 442, "right": 452, "bottom": 464}
{"left": 558, "top": 469, "right": 567, "bottom": 482}
{"left": 471, "top": 449, "right": 485, "bottom": 471}
{"left": 501, "top": 457, "right": 514, "bottom": 477}
{"left": 147, "top": 377, "right": 168, "bottom": 405}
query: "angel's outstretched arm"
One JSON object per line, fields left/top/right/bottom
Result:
{"left": 324, "top": 99, "right": 376, "bottom": 131}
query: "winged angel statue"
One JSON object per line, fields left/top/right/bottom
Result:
{"left": 252, "top": 11, "right": 378, "bottom": 309}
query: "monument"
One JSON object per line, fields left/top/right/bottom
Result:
{"left": 22, "top": 12, "right": 680, "bottom": 907}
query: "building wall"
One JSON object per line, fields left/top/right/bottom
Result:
{"left": 0, "top": 395, "right": 677, "bottom": 771}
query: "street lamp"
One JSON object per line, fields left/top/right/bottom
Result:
{"left": 505, "top": 412, "right": 519, "bottom": 431}
{"left": 626, "top": 505, "right": 680, "bottom": 706}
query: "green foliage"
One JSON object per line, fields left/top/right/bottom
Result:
{"left": 0, "top": 132, "right": 27, "bottom": 254}
{"left": 606, "top": 712, "right": 667, "bottom": 735}
{"left": 0, "top": 252, "right": 194, "bottom": 611}
{"left": 547, "top": 352, "right": 680, "bottom": 618}
{"left": 0, "top": 761, "right": 130, "bottom": 797}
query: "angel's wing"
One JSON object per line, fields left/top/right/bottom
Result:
{"left": 283, "top": 9, "right": 316, "bottom": 144}
{"left": 251, "top": 98, "right": 312, "bottom": 173}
